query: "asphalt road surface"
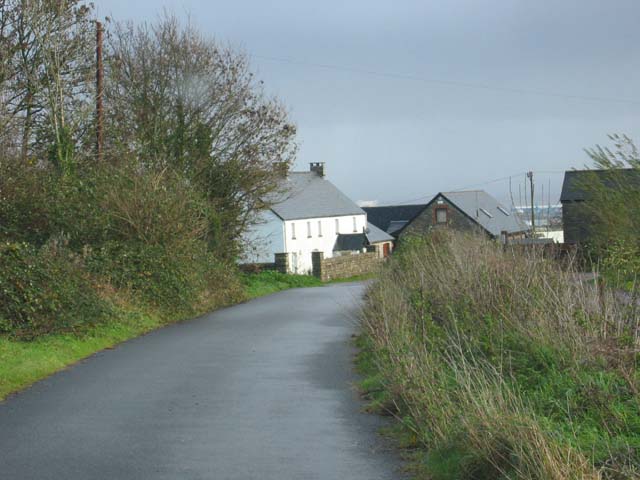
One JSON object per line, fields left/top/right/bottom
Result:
{"left": 0, "top": 283, "right": 403, "bottom": 479}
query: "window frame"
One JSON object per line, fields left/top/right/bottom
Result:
{"left": 307, "top": 221, "right": 312, "bottom": 238}
{"left": 434, "top": 206, "right": 449, "bottom": 224}
{"left": 291, "top": 222, "right": 296, "bottom": 239}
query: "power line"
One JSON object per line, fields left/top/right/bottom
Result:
{"left": 395, "top": 171, "right": 526, "bottom": 205}
{"left": 251, "top": 54, "right": 640, "bottom": 106}
{"left": 392, "top": 169, "right": 567, "bottom": 206}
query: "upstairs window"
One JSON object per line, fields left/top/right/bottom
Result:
{"left": 291, "top": 223, "right": 296, "bottom": 239}
{"left": 318, "top": 220, "right": 323, "bottom": 237}
{"left": 435, "top": 207, "right": 448, "bottom": 224}
{"left": 352, "top": 216, "right": 357, "bottom": 232}
{"left": 335, "top": 218, "right": 340, "bottom": 233}
{"left": 307, "top": 221, "right": 312, "bottom": 238}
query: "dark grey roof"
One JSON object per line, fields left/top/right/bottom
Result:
{"left": 387, "top": 220, "right": 408, "bottom": 235}
{"left": 363, "top": 204, "right": 426, "bottom": 234}
{"left": 560, "top": 169, "right": 640, "bottom": 202}
{"left": 438, "top": 191, "right": 527, "bottom": 237}
{"left": 365, "top": 222, "right": 394, "bottom": 244}
{"left": 333, "top": 233, "right": 366, "bottom": 252}
{"left": 267, "top": 172, "right": 365, "bottom": 220}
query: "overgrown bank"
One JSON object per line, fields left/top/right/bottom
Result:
{"left": 0, "top": 5, "right": 298, "bottom": 400}
{"left": 360, "top": 232, "right": 639, "bottom": 479}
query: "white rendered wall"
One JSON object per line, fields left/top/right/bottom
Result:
{"left": 240, "top": 210, "right": 285, "bottom": 264}
{"left": 283, "top": 214, "right": 367, "bottom": 274}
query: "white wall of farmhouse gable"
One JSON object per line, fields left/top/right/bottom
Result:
{"left": 240, "top": 209, "right": 285, "bottom": 264}
{"left": 284, "top": 213, "right": 367, "bottom": 274}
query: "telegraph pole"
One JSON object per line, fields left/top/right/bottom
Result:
{"left": 527, "top": 171, "right": 535, "bottom": 235}
{"left": 96, "top": 20, "right": 104, "bottom": 162}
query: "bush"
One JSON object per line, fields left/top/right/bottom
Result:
{"left": 362, "top": 231, "right": 640, "bottom": 479}
{"left": 0, "top": 160, "right": 54, "bottom": 245}
{"left": 0, "top": 241, "right": 112, "bottom": 339}
{"left": 88, "top": 240, "right": 230, "bottom": 314}
{"left": 0, "top": 159, "right": 242, "bottom": 337}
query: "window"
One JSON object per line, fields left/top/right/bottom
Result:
{"left": 479, "top": 208, "right": 493, "bottom": 218}
{"left": 335, "top": 218, "right": 340, "bottom": 233}
{"left": 435, "top": 207, "right": 448, "bottom": 224}
{"left": 291, "top": 223, "right": 296, "bottom": 239}
{"left": 352, "top": 216, "right": 357, "bottom": 232}
{"left": 497, "top": 206, "right": 510, "bottom": 216}
{"left": 318, "top": 220, "right": 322, "bottom": 237}
{"left": 307, "top": 221, "right": 312, "bottom": 238}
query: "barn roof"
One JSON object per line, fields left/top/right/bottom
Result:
{"left": 560, "top": 169, "right": 640, "bottom": 203}
{"left": 333, "top": 233, "right": 366, "bottom": 252}
{"left": 365, "top": 222, "right": 394, "bottom": 244}
{"left": 363, "top": 204, "right": 427, "bottom": 234}
{"left": 435, "top": 190, "right": 527, "bottom": 237}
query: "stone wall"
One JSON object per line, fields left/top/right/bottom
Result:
{"left": 274, "top": 253, "right": 289, "bottom": 274}
{"left": 311, "top": 251, "right": 382, "bottom": 282}
{"left": 400, "top": 197, "right": 486, "bottom": 240}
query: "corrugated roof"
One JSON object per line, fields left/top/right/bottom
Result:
{"left": 439, "top": 191, "right": 526, "bottom": 237}
{"left": 365, "top": 222, "right": 394, "bottom": 244}
{"left": 268, "top": 172, "right": 365, "bottom": 220}
{"left": 560, "top": 169, "right": 640, "bottom": 202}
{"left": 363, "top": 204, "right": 427, "bottom": 234}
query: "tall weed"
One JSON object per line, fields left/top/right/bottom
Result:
{"left": 362, "top": 231, "right": 639, "bottom": 479}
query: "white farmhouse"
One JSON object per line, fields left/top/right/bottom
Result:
{"left": 242, "top": 163, "right": 375, "bottom": 274}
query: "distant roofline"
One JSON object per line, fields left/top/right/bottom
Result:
{"left": 442, "top": 189, "right": 484, "bottom": 193}
{"left": 271, "top": 211, "right": 366, "bottom": 221}
{"left": 363, "top": 203, "right": 428, "bottom": 208}
{"left": 565, "top": 167, "right": 636, "bottom": 173}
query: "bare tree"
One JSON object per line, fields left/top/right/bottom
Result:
{"left": 0, "top": 0, "right": 94, "bottom": 168}
{"left": 106, "top": 14, "right": 297, "bottom": 251}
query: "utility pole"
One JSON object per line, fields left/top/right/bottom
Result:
{"left": 96, "top": 20, "right": 104, "bottom": 162}
{"left": 527, "top": 171, "right": 535, "bottom": 235}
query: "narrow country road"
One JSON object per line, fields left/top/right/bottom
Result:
{"left": 0, "top": 283, "right": 403, "bottom": 479}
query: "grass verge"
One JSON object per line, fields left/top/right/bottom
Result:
{"left": 360, "top": 232, "right": 640, "bottom": 480}
{"left": 242, "top": 270, "right": 375, "bottom": 299}
{"left": 0, "top": 306, "right": 162, "bottom": 400}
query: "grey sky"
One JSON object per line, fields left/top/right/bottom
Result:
{"left": 96, "top": 0, "right": 640, "bottom": 206}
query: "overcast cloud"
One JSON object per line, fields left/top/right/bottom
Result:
{"left": 96, "top": 0, "right": 640, "bottom": 206}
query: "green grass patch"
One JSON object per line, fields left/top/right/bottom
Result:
{"left": 0, "top": 307, "right": 162, "bottom": 400}
{"left": 242, "top": 270, "right": 375, "bottom": 299}
{"left": 242, "top": 271, "right": 323, "bottom": 299}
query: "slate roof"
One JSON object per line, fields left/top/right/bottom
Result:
{"left": 333, "top": 233, "right": 366, "bottom": 252}
{"left": 436, "top": 191, "right": 527, "bottom": 237}
{"left": 363, "top": 204, "right": 427, "bottom": 234}
{"left": 560, "top": 169, "right": 640, "bottom": 202}
{"left": 268, "top": 172, "right": 365, "bottom": 221}
{"left": 365, "top": 222, "right": 394, "bottom": 244}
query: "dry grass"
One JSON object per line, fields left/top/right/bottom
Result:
{"left": 361, "top": 231, "right": 639, "bottom": 480}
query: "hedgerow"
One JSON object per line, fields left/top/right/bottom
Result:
{"left": 0, "top": 241, "right": 112, "bottom": 339}
{"left": 0, "top": 160, "right": 244, "bottom": 338}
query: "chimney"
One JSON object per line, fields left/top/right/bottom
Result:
{"left": 309, "top": 162, "right": 325, "bottom": 177}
